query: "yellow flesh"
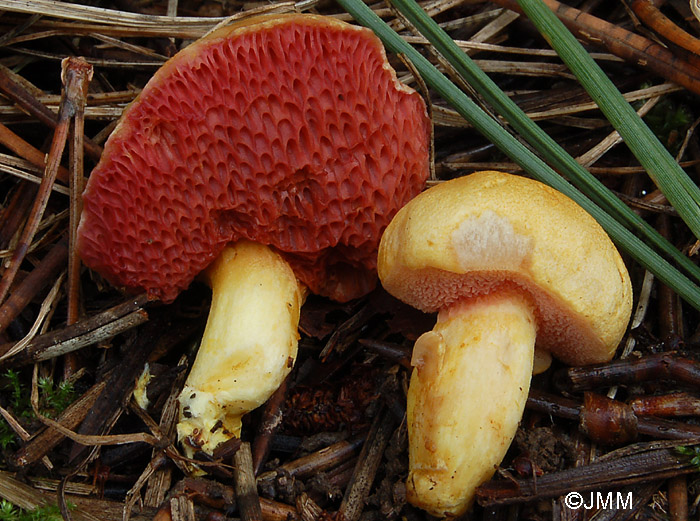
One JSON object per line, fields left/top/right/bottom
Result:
{"left": 177, "top": 241, "right": 304, "bottom": 456}
{"left": 406, "top": 292, "right": 536, "bottom": 517}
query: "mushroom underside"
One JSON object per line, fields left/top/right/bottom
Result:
{"left": 396, "top": 268, "right": 616, "bottom": 365}
{"left": 77, "top": 15, "right": 431, "bottom": 304}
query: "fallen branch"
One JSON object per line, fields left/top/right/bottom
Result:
{"left": 0, "top": 294, "right": 149, "bottom": 366}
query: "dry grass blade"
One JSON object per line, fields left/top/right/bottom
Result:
{"left": 0, "top": 0, "right": 228, "bottom": 28}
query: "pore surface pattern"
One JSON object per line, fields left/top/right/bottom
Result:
{"left": 78, "top": 17, "right": 430, "bottom": 302}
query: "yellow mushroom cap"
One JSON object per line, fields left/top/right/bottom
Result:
{"left": 378, "top": 171, "right": 633, "bottom": 365}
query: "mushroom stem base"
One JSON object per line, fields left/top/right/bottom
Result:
{"left": 177, "top": 241, "right": 305, "bottom": 458}
{"left": 406, "top": 292, "right": 536, "bottom": 517}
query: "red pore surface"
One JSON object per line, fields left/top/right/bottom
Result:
{"left": 78, "top": 14, "right": 430, "bottom": 303}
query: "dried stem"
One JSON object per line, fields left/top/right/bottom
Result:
{"left": 66, "top": 58, "right": 92, "bottom": 328}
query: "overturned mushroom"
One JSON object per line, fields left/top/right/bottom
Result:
{"left": 377, "top": 171, "right": 632, "bottom": 517}
{"left": 78, "top": 13, "right": 430, "bottom": 456}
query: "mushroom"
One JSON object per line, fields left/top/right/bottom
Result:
{"left": 377, "top": 171, "right": 632, "bottom": 517}
{"left": 77, "top": 13, "right": 430, "bottom": 456}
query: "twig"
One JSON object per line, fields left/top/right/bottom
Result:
{"left": 669, "top": 475, "right": 688, "bottom": 521}
{"left": 0, "top": 405, "right": 53, "bottom": 470}
{"left": 0, "top": 294, "right": 149, "bottom": 366}
{"left": 0, "top": 0, "right": 226, "bottom": 28}
{"left": 475, "top": 439, "right": 700, "bottom": 506}
{"left": 260, "top": 498, "right": 300, "bottom": 520}
{"left": 67, "top": 310, "right": 190, "bottom": 463}
{"left": 337, "top": 407, "right": 396, "bottom": 521}
{"left": 0, "top": 122, "right": 70, "bottom": 182}
{"left": 30, "top": 366, "right": 160, "bottom": 449}
{"left": 144, "top": 356, "right": 190, "bottom": 508}
{"left": 0, "top": 64, "right": 61, "bottom": 130}
{"left": 583, "top": 481, "right": 662, "bottom": 521}
{"left": 234, "top": 442, "right": 263, "bottom": 521}
{"left": 0, "top": 273, "right": 66, "bottom": 362}
{"left": 579, "top": 392, "right": 639, "bottom": 445}
{"left": 169, "top": 495, "right": 195, "bottom": 521}
{"left": 629, "top": 0, "right": 700, "bottom": 59}
{"left": 0, "top": 63, "right": 102, "bottom": 161}
{"left": 629, "top": 392, "right": 700, "bottom": 417}
{"left": 164, "top": 478, "right": 300, "bottom": 520}
{"left": 66, "top": 58, "right": 92, "bottom": 329}
{"left": 0, "top": 470, "right": 112, "bottom": 521}
{"left": 0, "top": 0, "right": 296, "bottom": 39}
{"left": 657, "top": 213, "right": 684, "bottom": 342}
{"left": 576, "top": 96, "right": 661, "bottom": 168}
{"left": 358, "top": 338, "right": 412, "bottom": 369}
{"left": 555, "top": 351, "right": 700, "bottom": 391}
{"left": 257, "top": 434, "right": 365, "bottom": 484}
{"left": 528, "top": 389, "right": 700, "bottom": 440}
{"left": 0, "top": 184, "right": 36, "bottom": 249}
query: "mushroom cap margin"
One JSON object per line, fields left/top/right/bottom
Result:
{"left": 377, "top": 171, "right": 633, "bottom": 365}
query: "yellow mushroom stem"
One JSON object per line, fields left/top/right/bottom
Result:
{"left": 406, "top": 291, "right": 536, "bottom": 517}
{"left": 177, "top": 240, "right": 306, "bottom": 457}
